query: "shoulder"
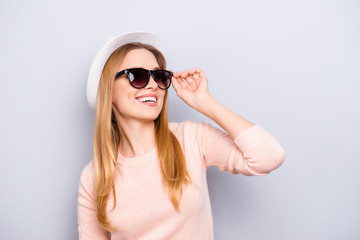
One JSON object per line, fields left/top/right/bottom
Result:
{"left": 168, "top": 120, "right": 219, "bottom": 147}
{"left": 168, "top": 120, "right": 211, "bottom": 134}
{"left": 77, "top": 160, "right": 96, "bottom": 209}
{"left": 79, "top": 160, "right": 95, "bottom": 187}
{"left": 168, "top": 120, "right": 194, "bottom": 132}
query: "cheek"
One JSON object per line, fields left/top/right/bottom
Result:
{"left": 112, "top": 82, "right": 135, "bottom": 104}
{"left": 161, "top": 91, "right": 167, "bottom": 100}
{"left": 113, "top": 94, "right": 134, "bottom": 107}
{"left": 159, "top": 93, "right": 166, "bottom": 106}
{"left": 112, "top": 89, "right": 123, "bottom": 104}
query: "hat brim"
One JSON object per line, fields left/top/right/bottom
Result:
{"left": 87, "top": 31, "right": 165, "bottom": 110}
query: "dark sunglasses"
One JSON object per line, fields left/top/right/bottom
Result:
{"left": 114, "top": 68, "right": 173, "bottom": 90}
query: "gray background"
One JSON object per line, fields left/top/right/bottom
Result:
{"left": 0, "top": 0, "right": 359, "bottom": 239}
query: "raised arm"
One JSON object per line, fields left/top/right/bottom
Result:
{"left": 170, "top": 68, "right": 285, "bottom": 175}
{"left": 170, "top": 67, "right": 255, "bottom": 138}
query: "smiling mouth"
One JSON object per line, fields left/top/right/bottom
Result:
{"left": 136, "top": 96, "right": 157, "bottom": 103}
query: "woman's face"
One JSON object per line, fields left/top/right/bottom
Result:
{"left": 112, "top": 48, "right": 166, "bottom": 123}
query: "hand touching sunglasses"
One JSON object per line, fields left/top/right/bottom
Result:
{"left": 115, "top": 68, "right": 173, "bottom": 90}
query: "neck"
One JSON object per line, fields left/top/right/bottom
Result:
{"left": 115, "top": 118, "right": 156, "bottom": 158}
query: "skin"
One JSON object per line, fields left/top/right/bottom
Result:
{"left": 170, "top": 68, "right": 255, "bottom": 139}
{"left": 112, "top": 48, "right": 165, "bottom": 157}
{"left": 112, "top": 48, "right": 255, "bottom": 158}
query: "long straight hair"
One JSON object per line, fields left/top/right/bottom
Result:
{"left": 93, "top": 42, "right": 193, "bottom": 231}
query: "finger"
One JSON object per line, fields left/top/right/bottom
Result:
{"left": 171, "top": 77, "right": 181, "bottom": 93}
{"left": 188, "top": 71, "right": 200, "bottom": 80}
{"left": 181, "top": 70, "right": 190, "bottom": 78}
{"left": 189, "top": 68, "right": 202, "bottom": 79}
{"left": 173, "top": 76, "right": 188, "bottom": 89}
{"left": 196, "top": 67, "right": 203, "bottom": 72}
{"left": 198, "top": 70, "right": 206, "bottom": 79}
{"left": 171, "top": 76, "right": 180, "bottom": 92}
{"left": 189, "top": 68, "right": 197, "bottom": 74}
{"left": 193, "top": 73, "right": 200, "bottom": 79}
{"left": 183, "top": 76, "right": 194, "bottom": 86}
{"left": 169, "top": 69, "right": 179, "bottom": 79}
{"left": 195, "top": 68, "right": 205, "bottom": 77}
{"left": 181, "top": 68, "right": 204, "bottom": 81}
{"left": 183, "top": 70, "right": 197, "bottom": 80}
{"left": 177, "top": 79, "right": 190, "bottom": 96}
{"left": 175, "top": 71, "right": 183, "bottom": 78}
{"left": 191, "top": 68, "right": 206, "bottom": 79}
{"left": 185, "top": 77, "right": 197, "bottom": 90}
{"left": 172, "top": 78, "right": 187, "bottom": 97}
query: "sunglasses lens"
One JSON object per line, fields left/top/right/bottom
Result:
{"left": 127, "top": 69, "right": 148, "bottom": 88}
{"left": 153, "top": 70, "right": 172, "bottom": 89}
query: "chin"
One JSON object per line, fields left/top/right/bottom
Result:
{"left": 139, "top": 112, "right": 161, "bottom": 121}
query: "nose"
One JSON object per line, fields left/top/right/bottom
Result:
{"left": 145, "top": 75, "right": 158, "bottom": 89}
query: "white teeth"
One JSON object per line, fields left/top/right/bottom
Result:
{"left": 137, "top": 96, "right": 157, "bottom": 103}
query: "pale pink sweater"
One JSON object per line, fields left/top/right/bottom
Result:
{"left": 78, "top": 120, "right": 286, "bottom": 239}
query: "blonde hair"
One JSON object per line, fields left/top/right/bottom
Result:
{"left": 93, "top": 42, "right": 193, "bottom": 231}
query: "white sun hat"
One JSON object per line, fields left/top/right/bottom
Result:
{"left": 86, "top": 31, "right": 166, "bottom": 110}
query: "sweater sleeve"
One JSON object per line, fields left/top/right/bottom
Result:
{"left": 77, "top": 161, "right": 109, "bottom": 240}
{"left": 195, "top": 121, "right": 286, "bottom": 176}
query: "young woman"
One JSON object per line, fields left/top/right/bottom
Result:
{"left": 78, "top": 31, "right": 286, "bottom": 239}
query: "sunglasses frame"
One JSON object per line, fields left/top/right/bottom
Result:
{"left": 114, "top": 68, "right": 173, "bottom": 90}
